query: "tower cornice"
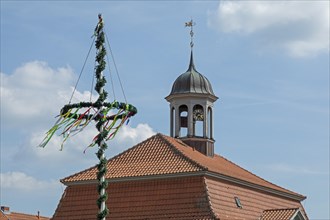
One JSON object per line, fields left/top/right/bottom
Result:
{"left": 165, "top": 92, "right": 218, "bottom": 103}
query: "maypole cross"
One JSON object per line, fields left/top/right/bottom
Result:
{"left": 39, "top": 14, "right": 137, "bottom": 220}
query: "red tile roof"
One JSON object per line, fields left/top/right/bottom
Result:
{"left": 52, "top": 133, "right": 309, "bottom": 219}
{"left": 205, "top": 177, "right": 308, "bottom": 220}
{"left": 0, "top": 210, "right": 50, "bottom": 220}
{"left": 62, "top": 133, "right": 305, "bottom": 200}
{"left": 62, "top": 134, "right": 203, "bottom": 182}
{"left": 52, "top": 175, "right": 308, "bottom": 220}
{"left": 260, "top": 208, "right": 301, "bottom": 220}
{"left": 52, "top": 176, "right": 218, "bottom": 220}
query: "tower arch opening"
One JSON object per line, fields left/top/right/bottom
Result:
{"left": 193, "top": 104, "right": 204, "bottom": 137}
{"left": 179, "top": 105, "right": 188, "bottom": 137}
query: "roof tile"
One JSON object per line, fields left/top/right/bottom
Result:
{"left": 260, "top": 208, "right": 300, "bottom": 220}
{"left": 52, "top": 176, "right": 218, "bottom": 220}
{"left": 62, "top": 133, "right": 305, "bottom": 199}
{"left": 62, "top": 134, "right": 204, "bottom": 183}
{"left": 1, "top": 211, "right": 50, "bottom": 220}
{"left": 205, "top": 177, "right": 308, "bottom": 220}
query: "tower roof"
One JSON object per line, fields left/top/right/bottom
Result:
{"left": 168, "top": 51, "right": 216, "bottom": 97}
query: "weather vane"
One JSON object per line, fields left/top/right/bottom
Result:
{"left": 185, "top": 19, "right": 196, "bottom": 49}
{"left": 39, "top": 14, "right": 137, "bottom": 220}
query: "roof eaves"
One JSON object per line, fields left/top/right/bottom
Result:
{"left": 64, "top": 170, "right": 207, "bottom": 186}
{"left": 165, "top": 92, "right": 218, "bottom": 102}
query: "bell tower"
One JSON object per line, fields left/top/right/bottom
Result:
{"left": 165, "top": 20, "right": 218, "bottom": 157}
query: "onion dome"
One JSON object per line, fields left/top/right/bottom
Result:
{"left": 169, "top": 51, "right": 216, "bottom": 96}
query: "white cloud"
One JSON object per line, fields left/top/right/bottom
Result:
{"left": 29, "top": 123, "right": 155, "bottom": 161}
{"left": 0, "top": 61, "right": 99, "bottom": 130}
{"left": 0, "top": 171, "right": 59, "bottom": 192}
{"left": 0, "top": 61, "right": 155, "bottom": 218}
{"left": 2, "top": 61, "right": 67, "bottom": 127}
{"left": 115, "top": 123, "right": 156, "bottom": 146}
{"left": 208, "top": 1, "right": 329, "bottom": 57}
{"left": 2, "top": 60, "right": 155, "bottom": 176}
{"left": 103, "top": 123, "right": 156, "bottom": 156}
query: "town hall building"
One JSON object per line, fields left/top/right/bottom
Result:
{"left": 51, "top": 33, "right": 308, "bottom": 220}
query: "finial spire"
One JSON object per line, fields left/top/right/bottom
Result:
{"left": 185, "top": 19, "right": 196, "bottom": 71}
{"left": 188, "top": 49, "right": 196, "bottom": 71}
{"left": 185, "top": 19, "right": 196, "bottom": 50}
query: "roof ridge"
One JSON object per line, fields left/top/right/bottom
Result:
{"left": 202, "top": 176, "right": 220, "bottom": 220}
{"left": 52, "top": 187, "right": 68, "bottom": 219}
{"left": 214, "top": 154, "right": 305, "bottom": 198}
{"left": 158, "top": 134, "right": 208, "bottom": 171}
{"left": 61, "top": 134, "right": 159, "bottom": 183}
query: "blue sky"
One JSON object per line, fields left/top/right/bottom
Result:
{"left": 1, "top": 1, "right": 329, "bottom": 219}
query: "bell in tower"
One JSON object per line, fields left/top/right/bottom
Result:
{"left": 165, "top": 20, "right": 218, "bottom": 157}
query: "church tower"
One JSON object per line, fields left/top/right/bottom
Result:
{"left": 165, "top": 20, "right": 218, "bottom": 157}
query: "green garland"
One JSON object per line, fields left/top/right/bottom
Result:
{"left": 94, "top": 14, "right": 109, "bottom": 219}
{"left": 39, "top": 14, "right": 137, "bottom": 220}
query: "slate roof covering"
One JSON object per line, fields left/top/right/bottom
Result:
{"left": 168, "top": 51, "right": 216, "bottom": 97}
{"left": 260, "top": 208, "right": 301, "bottom": 220}
{"left": 61, "top": 134, "right": 305, "bottom": 200}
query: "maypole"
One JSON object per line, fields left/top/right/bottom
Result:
{"left": 39, "top": 14, "right": 137, "bottom": 220}
{"left": 94, "top": 13, "right": 109, "bottom": 220}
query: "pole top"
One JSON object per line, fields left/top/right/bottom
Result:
{"left": 185, "top": 19, "right": 196, "bottom": 49}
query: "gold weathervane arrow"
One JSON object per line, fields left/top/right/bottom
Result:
{"left": 185, "top": 19, "right": 196, "bottom": 48}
